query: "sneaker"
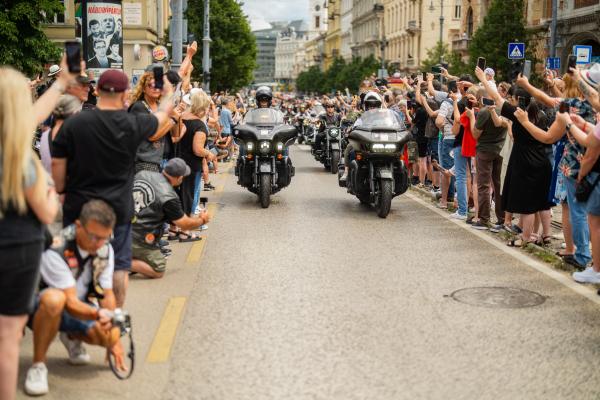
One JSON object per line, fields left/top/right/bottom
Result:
{"left": 573, "top": 267, "right": 600, "bottom": 284}
{"left": 490, "top": 224, "right": 503, "bottom": 233}
{"left": 204, "top": 183, "right": 215, "bottom": 191}
{"left": 59, "top": 332, "right": 91, "bottom": 365}
{"left": 25, "top": 363, "right": 49, "bottom": 396}
{"left": 450, "top": 211, "right": 467, "bottom": 220}
{"left": 340, "top": 171, "right": 347, "bottom": 182}
{"left": 471, "top": 221, "right": 490, "bottom": 230}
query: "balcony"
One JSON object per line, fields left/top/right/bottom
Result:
{"left": 406, "top": 20, "right": 420, "bottom": 34}
{"left": 452, "top": 37, "right": 471, "bottom": 52}
{"left": 406, "top": 58, "right": 415, "bottom": 66}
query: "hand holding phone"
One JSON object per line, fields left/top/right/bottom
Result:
{"left": 558, "top": 101, "right": 570, "bottom": 114}
{"left": 482, "top": 98, "right": 495, "bottom": 106}
{"left": 65, "top": 41, "right": 82, "bottom": 74}
{"left": 153, "top": 66, "right": 164, "bottom": 90}
{"left": 477, "top": 57, "right": 486, "bottom": 71}
{"left": 568, "top": 55, "right": 577, "bottom": 74}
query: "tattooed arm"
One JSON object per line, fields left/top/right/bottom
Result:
{"left": 572, "top": 67, "right": 600, "bottom": 112}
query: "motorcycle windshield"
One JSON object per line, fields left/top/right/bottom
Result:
{"left": 244, "top": 108, "right": 284, "bottom": 126}
{"left": 356, "top": 109, "right": 405, "bottom": 131}
{"left": 313, "top": 105, "right": 325, "bottom": 116}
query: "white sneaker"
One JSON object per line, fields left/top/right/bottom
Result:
{"left": 450, "top": 211, "right": 467, "bottom": 220}
{"left": 573, "top": 267, "right": 600, "bottom": 284}
{"left": 59, "top": 332, "right": 91, "bottom": 365}
{"left": 25, "top": 363, "right": 49, "bottom": 396}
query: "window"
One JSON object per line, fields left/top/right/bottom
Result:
{"left": 316, "top": 16, "right": 320, "bottom": 29}
{"left": 454, "top": 1, "right": 461, "bottom": 20}
{"left": 45, "top": 0, "right": 66, "bottom": 23}
{"left": 466, "top": 7, "right": 473, "bottom": 37}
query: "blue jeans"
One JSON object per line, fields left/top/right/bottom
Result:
{"left": 565, "top": 176, "right": 592, "bottom": 266}
{"left": 191, "top": 171, "right": 203, "bottom": 215}
{"left": 439, "top": 138, "right": 455, "bottom": 199}
{"left": 453, "top": 146, "right": 468, "bottom": 216}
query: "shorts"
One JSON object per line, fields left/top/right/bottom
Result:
{"left": 211, "top": 147, "right": 228, "bottom": 157}
{"left": 29, "top": 293, "right": 96, "bottom": 336}
{"left": 111, "top": 223, "right": 132, "bottom": 272}
{"left": 132, "top": 240, "right": 166, "bottom": 273}
{"left": 585, "top": 172, "right": 600, "bottom": 216}
{"left": 0, "top": 241, "right": 43, "bottom": 315}
{"left": 416, "top": 137, "right": 429, "bottom": 158}
{"left": 428, "top": 137, "right": 439, "bottom": 162}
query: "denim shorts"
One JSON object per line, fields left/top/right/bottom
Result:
{"left": 440, "top": 138, "right": 455, "bottom": 170}
{"left": 29, "top": 293, "right": 96, "bottom": 336}
{"left": 428, "top": 137, "right": 439, "bottom": 162}
{"left": 585, "top": 172, "right": 600, "bottom": 216}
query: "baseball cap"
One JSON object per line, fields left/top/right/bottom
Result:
{"left": 48, "top": 65, "right": 62, "bottom": 77}
{"left": 182, "top": 88, "right": 203, "bottom": 105}
{"left": 97, "top": 69, "right": 128, "bottom": 93}
{"left": 484, "top": 67, "right": 495, "bottom": 77}
{"left": 164, "top": 158, "right": 191, "bottom": 177}
{"left": 581, "top": 63, "right": 600, "bottom": 90}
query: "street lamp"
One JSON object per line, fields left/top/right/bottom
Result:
{"left": 429, "top": 0, "right": 444, "bottom": 63}
{"left": 374, "top": 3, "right": 385, "bottom": 71}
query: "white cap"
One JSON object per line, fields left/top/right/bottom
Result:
{"left": 484, "top": 67, "right": 495, "bottom": 77}
{"left": 48, "top": 64, "right": 62, "bottom": 77}
{"left": 182, "top": 88, "right": 203, "bottom": 105}
{"left": 581, "top": 63, "right": 600, "bottom": 90}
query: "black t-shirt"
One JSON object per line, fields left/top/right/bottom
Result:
{"left": 453, "top": 98, "right": 467, "bottom": 148}
{"left": 52, "top": 109, "right": 158, "bottom": 225}
{"left": 180, "top": 119, "right": 208, "bottom": 173}
{"left": 412, "top": 107, "right": 428, "bottom": 138}
{"left": 163, "top": 198, "right": 185, "bottom": 222}
{"left": 501, "top": 102, "right": 546, "bottom": 147}
{"left": 129, "top": 101, "right": 165, "bottom": 165}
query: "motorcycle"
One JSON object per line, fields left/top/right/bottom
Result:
{"left": 311, "top": 124, "right": 341, "bottom": 174}
{"left": 234, "top": 108, "right": 297, "bottom": 208}
{"left": 338, "top": 109, "right": 411, "bottom": 218}
{"left": 294, "top": 116, "right": 307, "bottom": 144}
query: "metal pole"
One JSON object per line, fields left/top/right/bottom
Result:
{"left": 171, "top": 0, "right": 183, "bottom": 69}
{"left": 202, "top": 0, "right": 211, "bottom": 92}
{"left": 550, "top": 0, "right": 558, "bottom": 58}
{"left": 439, "top": 0, "right": 444, "bottom": 63}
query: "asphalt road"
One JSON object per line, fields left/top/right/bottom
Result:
{"left": 17, "top": 145, "right": 600, "bottom": 399}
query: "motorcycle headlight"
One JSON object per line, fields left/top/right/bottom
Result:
{"left": 246, "top": 142, "right": 254, "bottom": 152}
{"left": 328, "top": 128, "right": 339, "bottom": 138}
{"left": 372, "top": 143, "right": 397, "bottom": 152}
{"left": 276, "top": 142, "right": 284, "bottom": 152}
{"left": 259, "top": 141, "right": 271, "bottom": 154}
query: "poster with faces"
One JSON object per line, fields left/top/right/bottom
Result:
{"left": 83, "top": 0, "right": 123, "bottom": 76}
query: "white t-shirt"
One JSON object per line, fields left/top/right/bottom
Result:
{"left": 437, "top": 100, "right": 455, "bottom": 139}
{"left": 40, "top": 246, "right": 114, "bottom": 300}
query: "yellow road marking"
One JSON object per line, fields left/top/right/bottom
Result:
{"left": 186, "top": 237, "right": 206, "bottom": 263}
{"left": 146, "top": 297, "right": 187, "bottom": 363}
{"left": 207, "top": 203, "right": 217, "bottom": 219}
{"left": 215, "top": 185, "right": 224, "bottom": 194}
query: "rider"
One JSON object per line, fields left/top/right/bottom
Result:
{"left": 340, "top": 91, "right": 383, "bottom": 183}
{"left": 314, "top": 100, "right": 342, "bottom": 152}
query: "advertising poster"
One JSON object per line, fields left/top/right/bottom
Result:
{"left": 82, "top": 0, "right": 123, "bottom": 76}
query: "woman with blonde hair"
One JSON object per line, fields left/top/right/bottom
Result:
{"left": 172, "top": 89, "right": 216, "bottom": 242}
{"left": 0, "top": 58, "right": 73, "bottom": 400}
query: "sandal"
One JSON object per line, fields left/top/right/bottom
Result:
{"left": 537, "top": 235, "right": 552, "bottom": 246}
{"left": 507, "top": 238, "right": 530, "bottom": 248}
{"left": 178, "top": 232, "right": 202, "bottom": 243}
{"left": 167, "top": 229, "right": 180, "bottom": 241}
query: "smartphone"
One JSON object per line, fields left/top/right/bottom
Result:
{"left": 153, "top": 66, "right": 164, "bottom": 90}
{"left": 447, "top": 80, "right": 457, "bottom": 93}
{"left": 558, "top": 101, "right": 570, "bottom": 113}
{"left": 522, "top": 60, "right": 532, "bottom": 79}
{"left": 568, "top": 54, "right": 577, "bottom": 73}
{"left": 441, "top": 63, "right": 449, "bottom": 70}
{"left": 432, "top": 66, "right": 442, "bottom": 74}
{"left": 422, "top": 72, "right": 427, "bottom": 81}
{"left": 518, "top": 96, "right": 529, "bottom": 109}
{"left": 477, "top": 57, "right": 486, "bottom": 71}
{"left": 482, "top": 97, "right": 495, "bottom": 106}
{"left": 65, "top": 41, "right": 81, "bottom": 74}
{"left": 510, "top": 60, "right": 523, "bottom": 82}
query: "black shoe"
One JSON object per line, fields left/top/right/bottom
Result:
{"left": 204, "top": 183, "right": 215, "bottom": 191}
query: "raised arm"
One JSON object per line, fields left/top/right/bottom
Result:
{"left": 571, "top": 67, "right": 600, "bottom": 112}
{"left": 515, "top": 74, "right": 560, "bottom": 108}
{"left": 514, "top": 108, "right": 564, "bottom": 144}
{"left": 475, "top": 66, "right": 504, "bottom": 106}
{"left": 34, "top": 55, "right": 80, "bottom": 125}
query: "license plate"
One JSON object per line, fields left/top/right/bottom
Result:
{"left": 380, "top": 134, "right": 389, "bottom": 141}
{"left": 260, "top": 130, "right": 269, "bottom": 136}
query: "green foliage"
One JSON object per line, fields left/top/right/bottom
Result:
{"left": 296, "top": 55, "right": 381, "bottom": 94}
{"left": 187, "top": 0, "right": 256, "bottom": 92}
{"left": 468, "top": 0, "right": 537, "bottom": 82}
{"left": 420, "top": 41, "right": 470, "bottom": 77}
{"left": 0, "top": 0, "right": 63, "bottom": 76}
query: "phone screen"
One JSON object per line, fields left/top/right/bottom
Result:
{"left": 522, "top": 60, "right": 532, "bottom": 79}
{"left": 153, "top": 66, "right": 164, "bottom": 90}
{"left": 477, "top": 57, "right": 486, "bottom": 71}
{"left": 482, "top": 98, "right": 494, "bottom": 106}
{"left": 447, "top": 80, "right": 457, "bottom": 93}
{"left": 422, "top": 72, "right": 427, "bottom": 81}
{"left": 431, "top": 66, "right": 442, "bottom": 74}
{"left": 65, "top": 41, "right": 81, "bottom": 74}
{"left": 568, "top": 55, "right": 577, "bottom": 73}
{"left": 559, "top": 101, "right": 570, "bottom": 113}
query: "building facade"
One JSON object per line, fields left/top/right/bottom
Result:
{"left": 309, "top": 0, "right": 329, "bottom": 39}
{"left": 324, "top": 0, "right": 342, "bottom": 69}
{"left": 44, "top": 0, "right": 171, "bottom": 82}
{"left": 274, "top": 21, "right": 308, "bottom": 86}
{"left": 253, "top": 26, "right": 280, "bottom": 84}
{"left": 419, "top": 0, "right": 462, "bottom": 67}
{"left": 340, "top": 0, "right": 354, "bottom": 61}
{"left": 351, "top": 0, "right": 381, "bottom": 59}
{"left": 384, "top": 0, "right": 420, "bottom": 71}
{"left": 452, "top": 0, "right": 492, "bottom": 61}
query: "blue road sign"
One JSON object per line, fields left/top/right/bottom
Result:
{"left": 508, "top": 43, "right": 525, "bottom": 59}
{"left": 573, "top": 45, "right": 593, "bottom": 64}
{"left": 546, "top": 57, "right": 561, "bottom": 70}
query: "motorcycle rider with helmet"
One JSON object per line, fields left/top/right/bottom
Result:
{"left": 314, "top": 100, "right": 342, "bottom": 152}
{"left": 339, "top": 91, "right": 383, "bottom": 183}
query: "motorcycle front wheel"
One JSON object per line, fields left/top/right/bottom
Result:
{"left": 259, "top": 173, "right": 271, "bottom": 208}
{"left": 375, "top": 179, "right": 393, "bottom": 218}
{"left": 330, "top": 150, "right": 340, "bottom": 174}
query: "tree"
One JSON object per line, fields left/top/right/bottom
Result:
{"left": 0, "top": 0, "right": 64, "bottom": 76}
{"left": 323, "top": 57, "right": 346, "bottom": 93}
{"left": 468, "top": 0, "right": 537, "bottom": 82}
{"left": 186, "top": 0, "right": 256, "bottom": 92}
{"left": 296, "top": 65, "right": 325, "bottom": 94}
{"left": 420, "top": 41, "right": 469, "bottom": 77}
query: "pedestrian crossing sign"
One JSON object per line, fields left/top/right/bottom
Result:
{"left": 508, "top": 43, "right": 525, "bottom": 60}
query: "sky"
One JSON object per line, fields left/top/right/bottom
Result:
{"left": 241, "top": 0, "right": 309, "bottom": 30}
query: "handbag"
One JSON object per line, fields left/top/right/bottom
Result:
{"left": 575, "top": 174, "right": 600, "bottom": 202}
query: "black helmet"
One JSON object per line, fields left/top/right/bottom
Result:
{"left": 255, "top": 86, "right": 272, "bottom": 107}
{"left": 363, "top": 91, "right": 382, "bottom": 111}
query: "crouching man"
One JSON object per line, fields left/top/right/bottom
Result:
{"left": 25, "top": 200, "right": 123, "bottom": 396}
{"left": 131, "top": 158, "right": 210, "bottom": 279}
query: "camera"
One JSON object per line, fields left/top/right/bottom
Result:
{"left": 108, "top": 308, "right": 131, "bottom": 333}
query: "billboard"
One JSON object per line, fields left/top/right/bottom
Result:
{"left": 79, "top": 0, "right": 123, "bottom": 76}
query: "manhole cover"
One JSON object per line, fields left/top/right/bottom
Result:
{"left": 450, "top": 287, "right": 546, "bottom": 309}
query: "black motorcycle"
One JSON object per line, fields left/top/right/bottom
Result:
{"left": 312, "top": 124, "right": 341, "bottom": 174}
{"left": 234, "top": 108, "right": 297, "bottom": 208}
{"left": 338, "top": 109, "right": 411, "bottom": 218}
